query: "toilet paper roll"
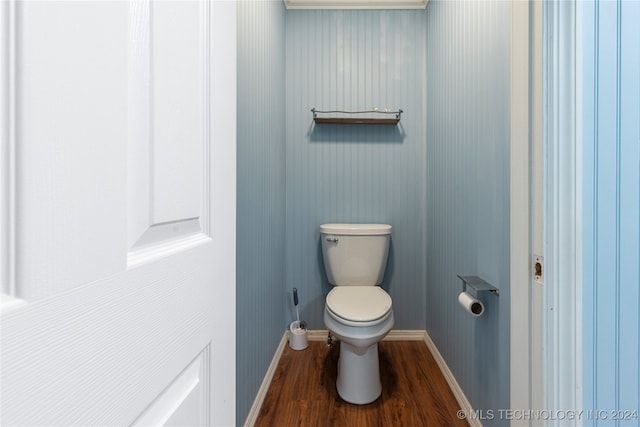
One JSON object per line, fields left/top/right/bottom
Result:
{"left": 458, "top": 291, "right": 485, "bottom": 317}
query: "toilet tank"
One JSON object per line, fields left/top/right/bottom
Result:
{"left": 320, "top": 223, "right": 392, "bottom": 286}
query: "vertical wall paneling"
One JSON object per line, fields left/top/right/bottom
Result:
{"left": 236, "top": 1, "right": 286, "bottom": 424}
{"left": 285, "top": 10, "right": 428, "bottom": 330}
{"left": 425, "top": 0, "right": 511, "bottom": 421}
{"left": 582, "top": 0, "right": 640, "bottom": 423}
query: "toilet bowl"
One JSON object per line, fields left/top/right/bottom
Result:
{"left": 324, "top": 286, "right": 394, "bottom": 404}
{"left": 320, "top": 223, "right": 394, "bottom": 405}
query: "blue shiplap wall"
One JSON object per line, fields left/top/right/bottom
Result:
{"left": 284, "top": 10, "right": 428, "bottom": 329}
{"left": 425, "top": 0, "right": 511, "bottom": 422}
{"left": 582, "top": 1, "right": 640, "bottom": 423}
{"left": 236, "top": 1, "right": 286, "bottom": 423}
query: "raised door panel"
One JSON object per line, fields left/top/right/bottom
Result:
{"left": 133, "top": 347, "right": 211, "bottom": 427}
{"left": 152, "top": 0, "right": 203, "bottom": 225}
{"left": 1, "top": 245, "right": 219, "bottom": 426}
{"left": 127, "top": 0, "right": 210, "bottom": 263}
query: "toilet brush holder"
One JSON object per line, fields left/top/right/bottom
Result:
{"left": 289, "top": 320, "right": 308, "bottom": 351}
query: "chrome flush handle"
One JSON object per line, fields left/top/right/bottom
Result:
{"left": 325, "top": 236, "right": 339, "bottom": 243}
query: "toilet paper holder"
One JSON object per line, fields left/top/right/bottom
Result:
{"left": 457, "top": 275, "right": 500, "bottom": 296}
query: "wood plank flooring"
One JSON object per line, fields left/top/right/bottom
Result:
{"left": 254, "top": 340, "right": 469, "bottom": 427}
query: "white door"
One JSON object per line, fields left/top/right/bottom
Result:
{"left": 1, "top": 1, "right": 236, "bottom": 426}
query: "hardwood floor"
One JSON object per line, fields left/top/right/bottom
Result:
{"left": 254, "top": 340, "right": 469, "bottom": 427}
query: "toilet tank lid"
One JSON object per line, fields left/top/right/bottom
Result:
{"left": 320, "top": 223, "right": 392, "bottom": 235}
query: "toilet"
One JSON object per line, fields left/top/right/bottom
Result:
{"left": 320, "top": 223, "right": 394, "bottom": 405}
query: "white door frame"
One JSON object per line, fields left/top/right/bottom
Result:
{"left": 512, "top": 2, "right": 582, "bottom": 425}
{"left": 542, "top": 0, "right": 582, "bottom": 423}
{"left": 510, "top": 0, "right": 545, "bottom": 423}
{"left": 510, "top": 0, "right": 533, "bottom": 419}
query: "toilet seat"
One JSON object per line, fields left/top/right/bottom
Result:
{"left": 326, "top": 287, "right": 392, "bottom": 327}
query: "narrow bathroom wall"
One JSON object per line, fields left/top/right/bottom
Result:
{"left": 236, "top": 1, "right": 286, "bottom": 423}
{"left": 425, "top": 0, "right": 511, "bottom": 422}
{"left": 582, "top": 0, "right": 640, "bottom": 418}
{"left": 285, "top": 10, "right": 428, "bottom": 330}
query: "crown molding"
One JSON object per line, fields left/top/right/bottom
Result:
{"left": 283, "top": 0, "right": 428, "bottom": 10}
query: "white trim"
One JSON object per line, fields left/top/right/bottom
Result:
{"left": 530, "top": 0, "right": 546, "bottom": 417}
{"left": 245, "top": 330, "right": 476, "bottom": 427}
{"left": 208, "top": 3, "right": 237, "bottom": 424}
{"left": 384, "top": 329, "right": 427, "bottom": 341}
{"left": 283, "top": 0, "right": 428, "bottom": 10}
{"left": 243, "top": 332, "right": 289, "bottom": 427}
{"left": 308, "top": 329, "right": 426, "bottom": 342}
{"left": 543, "top": 1, "right": 582, "bottom": 423}
{"left": 510, "top": 1, "right": 533, "bottom": 424}
{"left": 423, "top": 331, "right": 480, "bottom": 427}
{"left": 307, "top": 329, "right": 331, "bottom": 341}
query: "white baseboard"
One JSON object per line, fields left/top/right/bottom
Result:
{"left": 384, "top": 329, "right": 427, "bottom": 341}
{"left": 422, "top": 331, "right": 480, "bottom": 427}
{"left": 307, "top": 329, "right": 330, "bottom": 341}
{"left": 307, "top": 329, "right": 426, "bottom": 341}
{"left": 243, "top": 332, "right": 288, "bottom": 427}
{"left": 243, "top": 329, "right": 478, "bottom": 427}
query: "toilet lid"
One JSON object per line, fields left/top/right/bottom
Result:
{"left": 326, "top": 287, "right": 392, "bottom": 322}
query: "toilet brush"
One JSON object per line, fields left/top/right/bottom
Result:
{"left": 289, "top": 288, "right": 308, "bottom": 350}
{"left": 292, "top": 288, "right": 306, "bottom": 330}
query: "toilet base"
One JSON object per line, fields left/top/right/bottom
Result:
{"left": 336, "top": 342, "right": 381, "bottom": 405}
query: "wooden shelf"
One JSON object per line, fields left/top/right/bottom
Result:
{"left": 311, "top": 108, "right": 402, "bottom": 125}
{"left": 313, "top": 117, "right": 400, "bottom": 125}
